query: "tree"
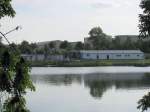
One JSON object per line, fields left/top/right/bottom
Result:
{"left": 138, "top": 92, "right": 150, "bottom": 112}
{"left": 49, "top": 42, "right": 55, "bottom": 49}
{"left": 30, "top": 43, "right": 38, "bottom": 53}
{"left": 84, "top": 43, "right": 92, "bottom": 50}
{"left": 44, "top": 44, "right": 49, "bottom": 60}
{"left": 88, "top": 27, "right": 112, "bottom": 50}
{"left": 0, "top": 1, "right": 34, "bottom": 112}
{"left": 124, "top": 37, "right": 137, "bottom": 50}
{"left": 137, "top": 1, "right": 150, "bottom": 111}
{"left": 19, "top": 41, "right": 32, "bottom": 54}
{"left": 0, "top": 0, "right": 15, "bottom": 18}
{"left": 60, "top": 41, "right": 70, "bottom": 49}
{"left": 3, "top": 96, "right": 30, "bottom": 112}
{"left": 75, "top": 42, "right": 84, "bottom": 50}
{"left": 30, "top": 43, "right": 37, "bottom": 49}
{"left": 89, "top": 27, "right": 103, "bottom": 37}
{"left": 139, "top": 40, "right": 150, "bottom": 53}
{"left": 0, "top": 42, "right": 6, "bottom": 56}
{"left": 139, "top": 0, "right": 150, "bottom": 38}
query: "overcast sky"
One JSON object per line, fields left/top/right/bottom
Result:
{"left": 0, "top": 0, "right": 142, "bottom": 43}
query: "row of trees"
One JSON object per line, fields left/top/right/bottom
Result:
{"left": 84, "top": 27, "right": 150, "bottom": 53}
{"left": 2, "top": 26, "right": 150, "bottom": 56}
{"left": 0, "top": 40, "right": 84, "bottom": 55}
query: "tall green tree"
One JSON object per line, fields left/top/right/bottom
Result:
{"left": 75, "top": 42, "right": 84, "bottom": 50}
{"left": 89, "top": 27, "right": 103, "bottom": 37}
{"left": 88, "top": 27, "right": 112, "bottom": 50}
{"left": 139, "top": 0, "right": 150, "bottom": 38}
{"left": 60, "top": 41, "right": 70, "bottom": 49}
{"left": 49, "top": 42, "right": 55, "bottom": 49}
{"left": 0, "top": 1, "right": 35, "bottom": 112}
{"left": 19, "top": 41, "right": 32, "bottom": 54}
{"left": 124, "top": 37, "right": 137, "bottom": 50}
{"left": 0, "top": 0, "right": 15, "bottom": 18}
{"left": 44, "top": 44, "right": 49, "bottom": 60}
{"left": 138, "top": 1, "right": 150, "bottom": 111}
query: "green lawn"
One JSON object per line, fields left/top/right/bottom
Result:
{"left": 30, "top": 59, "right": 150, "bottom": 67}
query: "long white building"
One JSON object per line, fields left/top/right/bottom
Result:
{"left": 79, "top": 50, "right": 144, "bottom": 60}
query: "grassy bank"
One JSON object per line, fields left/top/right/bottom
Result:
{"left": 30, "top": 59, "right": 150, "bottom": 67}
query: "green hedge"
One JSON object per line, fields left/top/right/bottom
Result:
{"left": 30, "top": 59, "right": 150, "bottom": 67}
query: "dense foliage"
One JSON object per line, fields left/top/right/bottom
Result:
{"left": 86, "top": 27, "right": 112, "bottom": 50}
{"left": 138, "top": 92, "right": 150, "bottom": 112}
{"left": 3, "top": 96, "right": 30, "bottom": 112}
{"left": 137, "top": 1, "right": 150, "bottom": 112}
{"left": 0, "top": 50, "right": 35, "bottom": 92}
{"left": 0, "top": 0, "right": 35, "bottom": 111}
{"left": 3, "top": 35, "right": 150, "bottom": 56}
{"left": 139, "top": 0, "right": 150, "bottom": 38}
{"left": 0, "top": 0, "right": 15, "bottom": 18}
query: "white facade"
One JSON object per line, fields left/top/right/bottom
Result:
{"left": 21, "top": 54, "right": 45, "bottom": 61}
{"left": 48, "top": 55, "right": 64, "bottom": 61}
{"left": 79, "top": 50, "right": 144, "bottom": 60}
{"left": 21, "top": 54, "right": 66, "bottom": 61}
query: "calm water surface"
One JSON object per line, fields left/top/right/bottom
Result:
{"left": 26, "top": 67, "right": 150, "bottom": 112}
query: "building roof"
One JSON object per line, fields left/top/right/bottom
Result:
{"left": 79, "top": 50, "right": 144, "bottom": 54}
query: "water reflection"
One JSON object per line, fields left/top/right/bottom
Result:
{"left": 31, "top": 75, "right": 82, "bottom": 86}
{"left": 85, "top": 80, "right": 111, "bottom": 98}
{"left": 31, "top": 73, "right": 150, "bottom": 99}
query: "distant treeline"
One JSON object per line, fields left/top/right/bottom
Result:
{"left": 0, "top": 27, "right": 150, "bottom": 55}
{"left": 84, "top": 27, "right": 150, "bottom": 52}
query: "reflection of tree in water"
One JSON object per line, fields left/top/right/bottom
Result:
{"left": 142, "top": 73, "right": 150, "bottom": 83}
{"left": 32, "top": 73, "right": 150, "bottom": 101}
{"left": 84, "top": 73, "right": 150, "bottom": 100}
{"left": 31, "top": 75, "right": 82, "bottom": 86}
{"left": 85, "top": 80, "right": 112, "bottom": 99}
{"left": 89, "top": 81, "right": 111, "bottom": 98}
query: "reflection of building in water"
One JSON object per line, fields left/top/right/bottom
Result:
{"left": 21, "top": 54, "right": 68, "bottom": 61}
{"left": 84, "top": 73, "right": 150, "bottom": 89}
{"left": 31, "top": 75, "right": 82, "bottom": 85}
{"left": 31, "top": 73, "right": 150, "bottom": 99}
{"left": 21, "top": 54, "right": 45, "bottom": 61}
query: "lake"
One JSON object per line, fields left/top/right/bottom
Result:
{"left": 26, "top": 67, "right": 150, "bottom": 112}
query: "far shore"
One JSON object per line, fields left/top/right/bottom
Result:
{"left": 29, "top": 59, "right": 150, "bottom": 67}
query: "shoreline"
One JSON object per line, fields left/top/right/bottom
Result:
{"left": 30, "top": 59, "right": 150, "bottom": 67}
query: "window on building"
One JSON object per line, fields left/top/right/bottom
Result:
{"left": 116, "top": 54, "right": 121, "bottom": 57}
{"left": 87, "top": 53, "right": 90, "bottom": 57}
{"left": 97, "top": 55, "right": 99, "bottom": 59}
{"left": 125, "top": 54, "right": 128, "bottom": 57}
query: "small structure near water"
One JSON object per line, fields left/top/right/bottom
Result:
{"left": 21, "top": 54, "right": 45, "bottom": 61}
{"left": 22, "top": 50, "right": 145, "bottom": 62}
{"left": 78, "top": 50, "right": 144, "bottom": 60}
{"left": 21, "top": 54, "right": 68, "bottom": 61}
